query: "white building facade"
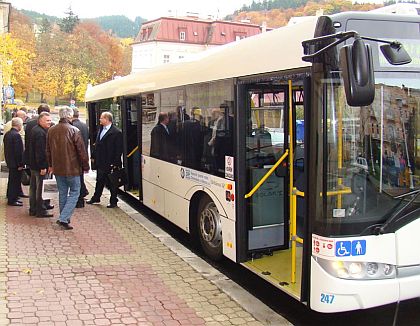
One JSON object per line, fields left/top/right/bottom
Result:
{"left": 132, "top": 17, "right": 266, "bottom": 72}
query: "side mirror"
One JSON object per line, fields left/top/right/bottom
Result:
{"left": 340, "top": 38, "right": 375, "bottom": 107}
{"left": 380, "top": 42, "right": 412, "bottom": 65}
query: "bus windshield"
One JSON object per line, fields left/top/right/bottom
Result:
{"left": 316, "top": 71, "right": 420, "bottom": 236}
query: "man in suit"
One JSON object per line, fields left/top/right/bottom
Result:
{"left": 87, "top": 112, "right": 123, "bottom": 208}
{"left": 28, "top": 112, "right": 53, "bottom": 218}
{"left": 3, "top": 118, "right": 24, "bottom": 206}
{"left": 150, "top": 112, "right": 170, "bottom": 161}
{"left": 72, "top": 108, "right": 89, "bottom": 208}
{"left": 24, "top": 104, "right": 54, "bottom": 211}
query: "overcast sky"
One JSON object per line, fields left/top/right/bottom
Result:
{"left": 9, "top": 0, "right": 257, "bottom": 21}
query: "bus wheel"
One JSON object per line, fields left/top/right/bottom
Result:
{"left": 197, "top": 196, "right": 223, "bottom": 260}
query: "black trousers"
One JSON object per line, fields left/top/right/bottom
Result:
{"left": 92, "top": 169, "right": 118, "bottom": 205}
{"left": 7, "top": 168, "right": 22, "bottom": 203}
{"left": 78, "top": 174, "right": 88, "bottom": 200}
{"left": 29, "top": 170, "right": 45, "bottom": 215}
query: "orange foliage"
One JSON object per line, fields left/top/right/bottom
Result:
{"left": 233, "top": 0, "right": 382, "bottom": 28}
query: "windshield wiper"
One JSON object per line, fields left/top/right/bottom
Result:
{"left": 393, "top": 188, "right": 420, "bottom": 200}
{"left": 374, "top": 190, "right": 420, "bottom": 235}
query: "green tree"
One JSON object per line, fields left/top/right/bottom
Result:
{"left": 58, "top": 7, "right": 79, "bottom": 33}
{"left": 39, "top": 18, "right": 52, "bottom": 34}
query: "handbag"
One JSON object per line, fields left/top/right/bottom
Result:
{"left": 107, "top": 167, "right": 127, "bottom": 188}
{"left": 21, "top": 168, "right": 31, "bottom": 186}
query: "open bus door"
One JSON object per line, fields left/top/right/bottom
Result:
{"left": 237, "top": 77, "right": 308, "bottom": 301}
{"left": 243, "top": 84, "right": 289, "bottom": 252}
{"left": 121, "top": 97, "right": 142, "bottom": 199}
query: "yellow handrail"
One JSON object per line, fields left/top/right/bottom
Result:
{"left": 290, "top": 187, "right": 305, "bottom": 283}
{"left": 244, "top": 149, "right": 289, "bottom": 199}
{"left": 127, "top": 145, "right": 139, "bottom": 158}
{"left": 326, "top": 187, "right": 352, "bottom": 196}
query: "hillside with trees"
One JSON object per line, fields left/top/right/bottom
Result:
{"left": 19, "top": 9, "right": 145, "bottom": 38}
{"left": 229, "top": 0, "right": 381, "bottom": 27}
{"left": 86, "top": 15, "right": 146, "bottom": 38}
{"left": 1, "top": 8, "right": 133, "bottom": 104}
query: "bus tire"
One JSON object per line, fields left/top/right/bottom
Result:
{"left": 197, "top": 195, "right": 223, "bottom": 261}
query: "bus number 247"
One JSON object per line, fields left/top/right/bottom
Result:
{"left": 320, "top": 293, "right": 335, "bottom": 304}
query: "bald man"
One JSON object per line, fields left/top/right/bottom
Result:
{"left": 3, "top": 118, "right": 24, "bottom": 206}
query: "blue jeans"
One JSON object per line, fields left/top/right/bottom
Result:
{"left": 55, "top": 175, "right": 80, "bottom": 224}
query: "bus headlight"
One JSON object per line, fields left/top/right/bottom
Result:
{"left": 316, "top": 257, "right": 396, "bottom": 280}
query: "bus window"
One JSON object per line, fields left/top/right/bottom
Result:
{"left": 181, "top": 80, "right": 234, "bottom": 177}
{"left": 141, "top": 93, "right": 159, "bottom": 156}
{"left": 316, "top": 73, "right": 420, "bottom": 236}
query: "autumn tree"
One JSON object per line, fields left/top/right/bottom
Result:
{"left": 11, "top": 7, "right": 131, "bottom": 102}
{"left": 7, "top": 9, "right": 35, "bottom": 99}
{"left": 0, "top": 34, "right": 33, "bottom": 94}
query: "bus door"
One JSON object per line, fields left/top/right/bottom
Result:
{"left": 121, "top": 97, "right": 141, "bottom": 197}
{"left": 244, "top": 84, "right": 289, "bottom": 251}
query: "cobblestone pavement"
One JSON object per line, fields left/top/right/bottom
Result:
{"left": 0, "top": 177, "right": 288, "bottom": 326}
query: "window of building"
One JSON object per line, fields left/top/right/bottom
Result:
{"left": 163, "top": 54, "right": 170, "bottom": 63}
{"left": 180, "top": 31, "right": 186, "bottom": 41}
{"left": 235, "top": 33, "right": 247, "bottom": 41}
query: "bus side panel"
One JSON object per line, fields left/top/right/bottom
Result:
{"left": 164, "top": 190, "right": 189, "bottom": 232}
{"left": 142, "top": 180, "right": 165, "bottom": 217}
{"left": 395, "top": 218, "right": 420, "bottom": 266}
{"left": 220, "top": 216, "right": 236, "bottom": 261}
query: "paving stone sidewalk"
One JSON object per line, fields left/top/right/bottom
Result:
{"left": 0, "top": 177, "right": 290, "bottom": 326}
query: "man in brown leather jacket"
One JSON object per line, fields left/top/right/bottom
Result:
{"left": 46, "top": 107, "right": 90, "bottom": 230}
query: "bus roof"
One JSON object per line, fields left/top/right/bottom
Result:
{"left": 85, "top": 17, "right": 318, "bottom": 102}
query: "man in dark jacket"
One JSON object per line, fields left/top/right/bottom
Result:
{"left": 72, "top": 108, "right": 89, "bottom": 208}
{"left": 24, "top": 103, "right": 54, "bottom": 211}
{"left": 47, "top": 107, "right": 90, "bottom": 230}
{"left": 3, "top": 118, "right": 24, "bottom": 206}
{"left": 28, "top": 112, "right": 53, "bottom": 218}
{"left": 24, "top": 104, "right": 50, "bottom": 165}
{"left": 150, "top": 112, "right": 170, "bottom": 161}
{"left": 87, "top": 112, "right": 123, "bottom": 208}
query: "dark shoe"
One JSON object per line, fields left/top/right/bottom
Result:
{"left": 29, "top": 211, "right": 36, "bottom": 216}
{"left": 45, "top": 204, "right": 54, "bottom": 210}
{"left": 8, "top": 201, "right": 23, "bottom": 207}
{"left": 19, "top": 194, "right": 29, "bottom": 198}
{"left": 16, "top": 199, "right": 23, "bottom": 204}
{"left": 76, "top": 201, "right": 85, "bottom": 208}
{"left": 36, "top": 212, "right": 53, "bottom": 218}
{"left": 107, "top": 203, "right": 117, "bottom": 208}
{"left": 57, "top": 221, "right": 73, "bottom": 230}
{"left": 86, "top": 198, "right": 100, "bottom": 204}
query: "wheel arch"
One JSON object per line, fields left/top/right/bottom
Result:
{"left": 186, "top": 186, "right": 227, "bottom": 239}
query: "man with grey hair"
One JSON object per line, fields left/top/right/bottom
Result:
{"left": 3, "top": 117, "right": 24, "bottom": 206}
{"left": 47, "top": 107, "right": 89, "bottom": 230}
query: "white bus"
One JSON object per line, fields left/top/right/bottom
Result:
{"left": 85, "top": 12, "right": 420, "bottom": 313}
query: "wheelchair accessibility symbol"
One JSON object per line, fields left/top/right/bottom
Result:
{"left": 335, "top": 241, "right": 351, "bottom": 257}
{"left": 335, "top": 240, "right": 366, "bottom": 257}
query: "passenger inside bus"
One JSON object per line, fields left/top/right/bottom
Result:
{"left": 181, "top": 107, "right": 204, "bottom": 170}
{"left": 150, "top": 112, "right": 171, "bottom": 161}
{"left": 147, "top": 101, "right": 234, "bottom": 177}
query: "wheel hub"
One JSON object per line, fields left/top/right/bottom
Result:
{"left": 199, "top": 202, "right": 221, "bottom": 248}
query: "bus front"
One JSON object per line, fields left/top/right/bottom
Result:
{"left": 307, "top": 13, "right": 420, "bottom": 312}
